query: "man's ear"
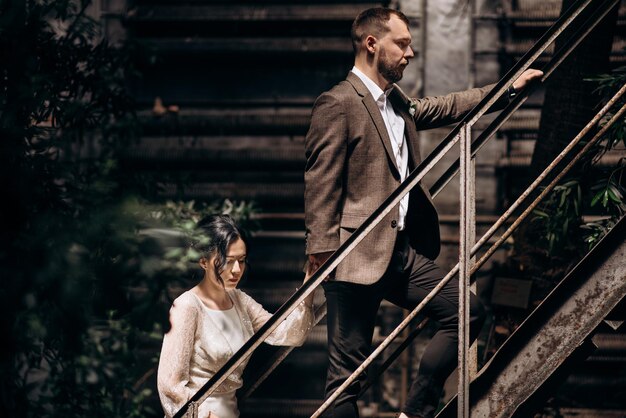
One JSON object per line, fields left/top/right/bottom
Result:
{"left": 365, "top": 35, "right": 377, "bottom": 54}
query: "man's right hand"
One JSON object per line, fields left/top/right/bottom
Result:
{"left": 307, "top": 251, "right": 334, "bottom": 279}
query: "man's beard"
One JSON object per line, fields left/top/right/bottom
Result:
{"left": 377, "top": 47, "right": 405, "bottom": 84}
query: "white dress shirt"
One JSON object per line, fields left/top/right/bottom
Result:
{"left": 351, "top": 66, "right": 409, "bottom": 230}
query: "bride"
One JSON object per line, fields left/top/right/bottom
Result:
{"left": 157, "top": 214, "right": 315, "bottom": 418}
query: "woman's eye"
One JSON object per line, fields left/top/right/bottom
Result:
{"left": 226, "top": 258, "right": 246, "bottom": 266}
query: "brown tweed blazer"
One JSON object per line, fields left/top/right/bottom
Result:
{"left": 304, "top": 71, "right": 497, "bottom": 284}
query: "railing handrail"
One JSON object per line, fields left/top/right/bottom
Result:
{"left": 172, "top": 0, "right": 608, "bottom": 416}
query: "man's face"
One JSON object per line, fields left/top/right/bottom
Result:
{"left": 376, "top": 15, "right": 414, "bottom": 84}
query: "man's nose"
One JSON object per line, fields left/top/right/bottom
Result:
{"left": 405, "top": 46, "right": 414, "bottom": 58}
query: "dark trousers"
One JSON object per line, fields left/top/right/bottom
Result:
{"left": 322, "top": 233, "right": 486, "bottom": 418}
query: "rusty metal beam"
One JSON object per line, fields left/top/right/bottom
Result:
{"left": 437, "top": 215, "right": 626, "bottom": 418}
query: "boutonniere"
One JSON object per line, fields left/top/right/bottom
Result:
{"left": 408, "top": 100, "right": 417, "bottom": 117}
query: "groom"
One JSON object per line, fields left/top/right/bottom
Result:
{"left": 304, "top": 7, "right": 542, "bottom": 418}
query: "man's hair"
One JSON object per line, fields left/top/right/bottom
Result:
{"left": 351, "top": 7, "right": 410, "bottom": 53}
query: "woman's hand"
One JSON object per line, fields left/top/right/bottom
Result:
{"left": 301, "top": 268, "right": 317, "bottom": 308}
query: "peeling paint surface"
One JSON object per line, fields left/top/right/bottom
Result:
{"left": 472, "top": 241, "right": 626, "bottom": 417}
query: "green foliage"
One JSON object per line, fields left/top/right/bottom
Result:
{"left": 532, "top": 179, "right": 583, "bottom": 254}
{"left": 580, "top": 65, "right": 626, "bottom": 247}
{"left": 581, "top": 168, "right": 625, "bottom": 247}
{"left": 532, "top": 67, "right": 626, "bottom": 255}
{"left": 7, "top": 196, "right": 257, "bottom": 417}
{"left": 586, "top": 64, "right": 626, "bottom": 102}
{"left": 0, "top": 1, "right": 258, "bottom": 417}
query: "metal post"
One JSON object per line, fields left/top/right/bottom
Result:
{"left": 469, "top": 146, "right": 478, "bottom": 379}
{"left": 399, "top": 310, "right": 409, "bottom": 409}
{"left": 458, "top": 124, "right": 472, "bottom": 418}
{"left": 467, "top": 0, "right": 478, "bottom": 378}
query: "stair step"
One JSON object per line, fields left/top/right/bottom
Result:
{"left": 132, "top": 40, "right": 350, "bottom": 104}
{"left": 557, "top": 408, "right": 626, "bottom": 418}
{"left": 157, "top": 182, "right": 304, "bottom": 204}
{"left": 139, "top": 37, "right": 352, "bottom": 55}
{"left": 137, "top": 107, "right": 311, "bottom": 135}
{"left": 124, "top": 136, "right": 305, "bottom": 169}
{"left": 127, "top": 4, "right": 378, "bottom": 23}
{"left": 239, "top": 398, "right": 323, "bottom": 417}
{"left": 503, "top": 0, "right": 626, "bottom": 21}
{"left": 589, "top": 332, "right": 626, "bottom": 362}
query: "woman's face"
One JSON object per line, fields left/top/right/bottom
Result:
{"left": 218, "top": 237, "right": 247, "bottom": 290}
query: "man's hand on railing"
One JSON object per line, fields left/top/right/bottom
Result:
{"left": 307, "top": 251, "right": 334, "bottom": 281}
{"left": 512, "top": 68, "right": 544, "bottom": 93}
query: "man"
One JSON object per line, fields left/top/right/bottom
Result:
{"left": 304, "top": 7, "right": 543, "bottom": 418}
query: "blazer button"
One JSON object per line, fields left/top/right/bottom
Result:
{"left": 391, "top": 220, "right": 397, "bottom": 228}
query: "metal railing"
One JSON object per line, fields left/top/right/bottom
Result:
{"left": 172, "top": 0, "right": 621, "bottom": 416}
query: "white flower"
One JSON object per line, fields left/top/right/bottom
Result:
{"left": 409, "top": 100, "right": 417, "bottom": 117}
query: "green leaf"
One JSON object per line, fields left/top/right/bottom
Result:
{"left": 187, "top": 248, "right": 200, "bottom": 260}
{"left": 609, "top": 184, "right": 623, "bottom": 199}
{"left": 165, "top": 248, "right": 183, "bottom": 259}
{"left": 591, "top": 191, "right": 603, "bottom": 207}
{"left": 607, "top": 186, "right": 621, "bottom": 204}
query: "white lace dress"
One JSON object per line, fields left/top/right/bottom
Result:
{"left": 157, "top": 289, "right": 314, "bottom": 418}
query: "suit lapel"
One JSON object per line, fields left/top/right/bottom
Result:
{"left": 346, "top": 72, "right": 399, "bottom": 174}
{"left": 390, "top": 85, "right": 422, "bottom": 166}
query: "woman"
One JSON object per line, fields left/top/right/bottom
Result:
{"left": 157, "top": 214, "right": 315, "bottom": 418}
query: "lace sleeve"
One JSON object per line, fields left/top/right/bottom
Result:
{"left": 239, "top": 290, "right": 314, "bottom": 347}
{"left": 157, "top": 294, "right": 198, "bottom": 418}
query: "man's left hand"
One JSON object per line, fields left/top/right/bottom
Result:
{"left": 512, "top": 68, "right": 544, "bottom": 92}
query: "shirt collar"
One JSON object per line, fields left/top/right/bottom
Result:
{"left": 351, "top": 66, "right": 392, "bottom": 105}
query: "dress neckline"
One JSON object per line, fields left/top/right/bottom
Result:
{"left": 190, "top": 290, "right": 245, "bottom": 356}
{"left": 190, "top": 290, "right": 235, "bottom": 312}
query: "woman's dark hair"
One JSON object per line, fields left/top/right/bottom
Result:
{"left": 194, "top": 214, "right": 248, "bottom": 286}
